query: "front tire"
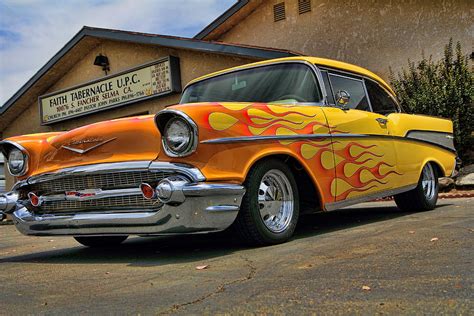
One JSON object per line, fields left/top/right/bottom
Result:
{"left": 233, "top": 159, "right": 299, "bottom": 246}
{"left": 74, "top": 236, "right": 128, "bottom": 248}
{"left": 394, "top": 163, "right": 438, "bottom": 212}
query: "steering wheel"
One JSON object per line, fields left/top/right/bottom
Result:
{"left": 274, "top": 94, "right": 307, "bottom": 103}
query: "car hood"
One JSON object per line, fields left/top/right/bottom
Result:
{"left": 3, "top": 115, "right": 161, "bottom": 178}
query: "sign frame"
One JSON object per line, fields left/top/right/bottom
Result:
{"left": 38, "top": 56, "right": 181, "bottom": 125}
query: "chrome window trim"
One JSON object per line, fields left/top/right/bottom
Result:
{"left": 0, "top": 140, "right": 29, "bottom": 177}
{"left": 180, "top": 60, "right": 326, "bottom": 105}
{"left": 319, "top": 69, "right": 335, "bottom": 106}
{"left": 155, "top": 109, "right": 199, "bottom": 158}
{"left": 362, "top": 78, "right": 374, "bottom": 112}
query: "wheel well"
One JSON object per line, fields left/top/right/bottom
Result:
{"left": 427, "top": 161, "right": 444, "bottom": 178}
{"left": 250, "top": 154, "right": 322, "bottom": 213}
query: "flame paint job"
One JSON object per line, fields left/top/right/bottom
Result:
{"left": 2, "top": 56, "right": 456, "bottom": 211}
{"left": 4, "top": 115, "right": 160, "bottom": 178}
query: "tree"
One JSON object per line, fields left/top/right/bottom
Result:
{"left": 390, "top": 39, "right": 473, "bottom": 165}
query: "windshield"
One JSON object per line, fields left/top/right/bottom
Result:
{"left": 180, "top": 63, "right": 322, "bottom": 104}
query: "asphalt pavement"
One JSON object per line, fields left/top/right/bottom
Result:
{"left": 0, "top": 198, "right": 472, "bottom": 315}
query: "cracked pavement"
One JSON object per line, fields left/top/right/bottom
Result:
{"left": 0, "top": 198, "right": 472, "bottom": 315}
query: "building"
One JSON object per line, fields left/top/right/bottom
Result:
{"left": 0, "top": 0, "right": 471, "bottom": 190}
{"left": 196, "top": 0, "right": 472, "bottom": 78}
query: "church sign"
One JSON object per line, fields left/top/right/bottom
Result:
{"left": 39, "top": 56, "right": 181, "bottom": 125}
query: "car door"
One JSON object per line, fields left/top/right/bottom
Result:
{"left": 320, "top": 70, "right": 398, "bottom": 202}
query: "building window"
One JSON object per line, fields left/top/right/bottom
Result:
{"left": 273, "top": 2, "right": 286, "bottom": 22}
{"left": 298, "top": 0, "right": 311, "bottom": 14}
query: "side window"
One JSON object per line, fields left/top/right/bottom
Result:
{"left": 320, "top": 71, "right": 335, "bottom": 105}
{"left": 365, "top": 80, "right": 399, "bottom": 115}
{"left": 328, "top": 74, "right": 370, "bottom": 111}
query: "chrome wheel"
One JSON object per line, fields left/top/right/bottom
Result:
{"left": 421, "top": 163, "right": 436, "bottom": 200}
{"left": 258, "top": 169, "right": 294, "bottom": 233}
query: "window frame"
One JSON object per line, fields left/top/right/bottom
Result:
{"left": 324, "top": 70, "right": 373, "bottom": 112}
{"left": 180, "top": 60, "right": 327, "bottom": 106}
{"left": 317, "top": 66, "right": 402, "bottom": 113}
{"left": 363, "top": 78, "right": 402, "bottom": 114}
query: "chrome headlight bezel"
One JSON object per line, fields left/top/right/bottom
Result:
{"left": 157, "top": 111, "right": 198, "bottom": 158}
{"left": 1, "top": 142, "right": 29, "bottom": 177}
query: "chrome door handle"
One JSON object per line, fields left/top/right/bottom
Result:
{"left": 375, "top": 118, "right": 388, "bottom": 125}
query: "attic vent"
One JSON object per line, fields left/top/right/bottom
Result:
{"left": 298, "top": 0, "right": 311, "bottom": 14}
{"left": 273, "top": 2, "right": 286, "bottom": 22}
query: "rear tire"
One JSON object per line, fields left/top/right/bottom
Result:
{"left": 394, "top": 163, "right": 438, "bottom": 212}
{"left": 74, "top": 236, "right": 128, "bottom": 248}
{"left": 233, "top": 159, "right": 299, "bottom": 246}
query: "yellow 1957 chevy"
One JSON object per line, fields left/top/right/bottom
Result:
{"left": 0, "top": 57, "right": 456, "bottom": 246}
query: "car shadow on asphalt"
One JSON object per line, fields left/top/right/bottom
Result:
{"left": 0, "top": 202, "right": 451, "bottom": 266}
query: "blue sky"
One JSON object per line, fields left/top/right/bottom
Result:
{"left": 0, "top": 0, "right": 236, "bottom": 106}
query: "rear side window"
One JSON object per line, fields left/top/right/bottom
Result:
{"left": 328, "top": 74, "right": 370, "bottom": 111}
{"left": 365, "top": 80, "right": 399, "bottom": 115}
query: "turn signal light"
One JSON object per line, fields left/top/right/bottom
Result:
{"left": 140, "top": 183, "right": 156, "bottom": 200}
{"left": 28, "top": 192, "right": 40, "bottom": 207}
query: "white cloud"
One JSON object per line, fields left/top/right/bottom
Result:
{"left": 0, "top": 0, "right": 236, "bottom": 105}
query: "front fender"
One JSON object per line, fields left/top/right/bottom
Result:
{"left": 155, "top": 102, "right": 336, "bottom": 204}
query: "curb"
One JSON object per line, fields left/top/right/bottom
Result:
{"left": 372, "top": 191, "right": 474, "bottom": 202}
{"left": 439, "top": 192, "right": 474, "bottom": 199}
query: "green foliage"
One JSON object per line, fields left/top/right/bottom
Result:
{"left": 390, "top": 39, "right": 474, "bottom": 164}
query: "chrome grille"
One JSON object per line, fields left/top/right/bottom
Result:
{"left": 29, "top": 171, "right": 173, "bottom": 193}
{"left": 22, "top": 170, "right": 174, "bottom": 213}
{"left": 39, "top": 194, "right": 161, "bottom": 213}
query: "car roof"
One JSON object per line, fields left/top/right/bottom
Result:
{"left": 186, "top": 56, "right": 395, "bottom": 96}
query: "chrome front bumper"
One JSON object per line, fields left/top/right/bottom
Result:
{"left": 0, "top": 161, "right": 245, "bottom": 236}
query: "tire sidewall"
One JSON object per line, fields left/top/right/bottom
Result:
{"left": 244, "top": 160, "right": 299, "bottom": 244}
{"left": 417, "top": 163, "right": 439, "bottom": 209}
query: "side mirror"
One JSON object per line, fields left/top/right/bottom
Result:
{"left": 335, "top": 90, "right": 351, "bottom": 110}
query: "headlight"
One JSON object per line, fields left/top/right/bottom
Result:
{"left": 7, "top": 148, "right": 27, "bottom": 176}
{"left": 162, "top": 117, "right": 196, "bottom": 157}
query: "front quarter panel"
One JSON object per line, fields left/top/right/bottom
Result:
{"left": 157, "top": 102, "right": 339, "bottom": 205}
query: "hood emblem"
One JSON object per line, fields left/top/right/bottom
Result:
{"left": 61, "top": 137, "right": 116, "bottom": 154}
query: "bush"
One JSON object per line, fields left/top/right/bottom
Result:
{"left": 389, "top": 39, "right": 474, "bottom": 164}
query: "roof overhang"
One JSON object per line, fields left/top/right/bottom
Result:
{"left": 0, "top": 26, "right": 299, "bottom": 132}
{"left": 195, "top": 0, "right": 263, "bottom": 40}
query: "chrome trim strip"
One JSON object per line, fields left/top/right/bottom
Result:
{"left": 13, "top": 161, "right": 206, "bottom": 190}
{"left": 149, "top": 162, "right": 205, "bottom": 182}
{"left": 61, "top": 137, "right": 117, "bottom": 154}
{"left": 27, "top": 161, "right": 151, "bottom": 186}
{"left": 182, "top": 183, "right": 246, "bottom": 196}
{"left": 37, "top": 188, "right": 143, "bottom": 205}
{"left": 0, "top": 140, "right": 30, "bottom": 177}
{"left": 405, "top": 130, "right": 455, "bottom": 151}
{"left": 202, "top": 134, "right": 335, "bottom": 144}
{"left": 205, "top": 205, "right": 240, "bottom": 212}
{"left": 155, "top": 109, "right": 199, "bottom": 158}
{"left": 324, "top": 183, "right": 417, "bottom": 211}
{"left": 201, "top": 133, "right": 457, "bottom": 153}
